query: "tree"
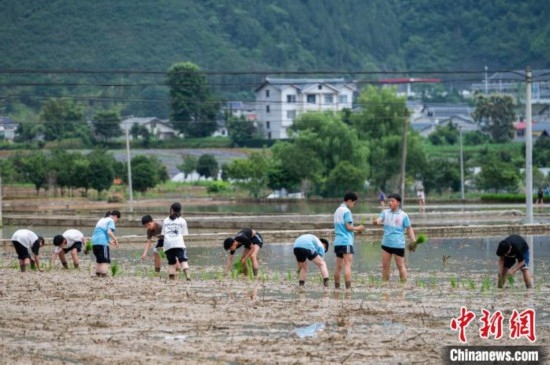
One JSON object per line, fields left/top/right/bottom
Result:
{"left": 87, "top": 150, "right": 116, "bottom": 196}
{"left": 227, "top": 115, "right": 258, "bottom": 146}
{"left": 127, "top": 155, "right": 159, "bottom": 193}
{"left": 93, "top": 110, "right": 123, "bottom": 142}
{"left": 40, "top": 99, "right": 84, "bottom": 141}
{"left": 226, "top": 151, "right": 270, "bottom": 198}
{"left": 196, "top": 154, "right": 219, "bottom": 180}
{"left": 428, "top": 122, "right": 459, "bottom": 145}
{"left": 475, "top": 153, "right": 519, "bottom": 193}
{"left": 13, "top": 152, "right": 49, "bottom": 195}
{"left": 472, "top": 93, "right": 516, "bottom": 143}
{"left": 177, "top": 154, "right": 198, "bottom": 179}
{"left": 167, "top": 62, "right": 219, "bottom": 137}
{"left": 325, "top": 161, "right": 366, "bottom": 198}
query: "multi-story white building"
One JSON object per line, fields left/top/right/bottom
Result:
{"left": 255, "top": 77, "right": 356, "bottom": 139}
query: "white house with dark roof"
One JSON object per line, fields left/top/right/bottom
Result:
{"left": 255, "top": 77, "right": 356, "bottom": 139}
{"left": 120, "top": 117, "right": 179, "bottom": 140}
{"left": 408, "top": 101, "right": 478, "bottom": 137}
{"left": 0, "top": 116, "right": 18, "bottom": 141}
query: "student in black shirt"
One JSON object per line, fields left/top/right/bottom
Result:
{"left": 496, "top": 234, "right": 532, "bottom": 289}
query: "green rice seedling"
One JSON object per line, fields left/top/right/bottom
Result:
{"left": 158, "top": 249, "right": 167, "bottom": 260}
{"left": 110, "top": 261, "right": 120, "bottom": 277}
{"left": 9, "top": 261, "right": 18, "bottom": 270}
{"left": 507, "top": 274, "right": 515, "bottom": 286}
{"left": 481, "top": 277, "right": 492, "bottom": 292}
{"left": 215, "top": 270, "right": 224, "bottom": 281}
{"left": 230, "top": 268, "right": 239, "bottom": 280}
{"left": 287, "top": 269, "right": 293, "bottom": 282}
{"left": 272, "top": 271, "right": 280, "bottom": 283}
{"left": 450, "top": 277, "right": 458, "bottom": 289}
{"left": 407, "top": 233, "right": 428, "bottom": 252}
{"left": 84, "top": 240, "right": 92, "bottom": 255}
{"left": 416, "top": 279, "right": 426, "bottom": 288}
{"left": 468, "top": 279, "right": 475, "bottom": 290}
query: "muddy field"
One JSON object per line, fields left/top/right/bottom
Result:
{"left": 0, "top": 265, "right": 548, "bottom": 364}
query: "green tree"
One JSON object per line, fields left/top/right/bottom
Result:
{"left": 87, "top": 150, "right": 116, "bottom": 196}
{"left": 196, "top": 154, "right": 219, "bottom": 180}
{"left": 167, "top": 62, "right": 219, "bottom": 137}
{"left": 428, "top": 122, "right": 459, "bottom": 145}
{"left": 226, "top": 151, "right": 270, "bottom": 198}
{"left": 93, "top": 110, "right": 123, "bottom": 142}
{"left": 325, "top": 161, "right": 366, "bottom": 198}
{"left": 177, "top": 154, "right": 198, "bottom": 179}
{"left": 472, "top": 93, "right": 516, "bottom": 143}
{"left": 227, "top": 115, "right": 258, "bottom": 146}
{"left": 13, "top": 152, "right": 49, "bottom": 195}
{"left": 40, "top": 99, "right": 84, "bottom": 141}
{"left": 475, "top": 153, "right": 519, "bottom": 193}
{"left": 127, "top": 155, "right": 159, "bottom": 193}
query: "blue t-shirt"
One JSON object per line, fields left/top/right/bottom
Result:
{"left": 334, "top": 203, "right": 354, "bottom": 246}
{"left": 293, "top": 234, "right": 325, "bottom": 257}
{"left": 379, "top": 208, "right": 411, "bottom": 249}
{"left": 91, "top": 217, "right": 116, "bottom": 246}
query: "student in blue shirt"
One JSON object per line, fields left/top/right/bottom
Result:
{"left": 293, "top": 234, "right": 330, "bottom": 288}
{"left": 333, "top": 192, "right": 365, "bottom": 289}
{"left": 374, "top": 193, "right": 416, "bottom": 282}
{"left": 91, "top": 210, "right": 120, "bottom": 277}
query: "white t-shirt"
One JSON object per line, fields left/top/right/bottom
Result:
{"left": 161, "top": 216, "right": 188, "bottom": 251}
{"left": 54, "top": 229, "right": 85, "bottom": 253}
{"left": 11, "top": 229, "right": 39, "bottom": 248}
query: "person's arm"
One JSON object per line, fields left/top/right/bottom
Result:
{"left": 224, "top": 254, "right": 234, "bottom": 276}
{"left": 50, "top": 251, "right": 58, "bottom": 266}
{"left": 108, "top": 229, "right": 119, "bottom": 247}
{"left": 345, "top": 222, "right": 364, "bottom": 233}
{"left": 509, "top": 260, "right": 526, "bottom": 275}
{"left": 407, "top": 226, "right": 416, "bottom": 243}
{"left": 141, "top": 238, "right": 152, "bottom": 260}
{"left": 33, "top": 254, "right": 43, "bottom": 272}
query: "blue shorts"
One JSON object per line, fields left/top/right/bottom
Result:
{"left": 504, "top": 249, "right": 530, "bottom": 270}
{"left": 334, "top": 245, "right": 354, "bottom": 258}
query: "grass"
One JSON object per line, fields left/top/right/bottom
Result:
{"left": 84, "top": 241, "right": 92, "bottom": 255}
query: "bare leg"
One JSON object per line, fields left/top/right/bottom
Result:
{"left": 334, "top": 257, "right": 343, "bottom": 288}
{"left": 381, "top": 250, "right": 392, "bottom": 281}
{"left": 394, "top": 255, "right": 407, "bottom": 282}
{"left": 522, "top": 269, "right": 533, "bottom": 289}
{"left": 343, "top": 254, "right": 353, "bottom": 288}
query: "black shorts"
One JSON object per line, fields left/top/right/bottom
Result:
{"left": 382, "top": 245, "right": 405, "bottom": 257}
{"left": 165, "top": 248, "right": 188, "bottom": 265}
{"left": 92, "top": 245, "right": 111, "bottom": 264}
{"left": 12, "top": 241, "right": 31, "bottom": 260}
{"left": 251, "top": 233, "right": 263, "bottom": 248}
{"left": 294, "top": 247, "right": 319, "bottom": 262}
{"left": 155, "top": 238, "right": 164, "bottom": 249}
{"left": 63, "top": 241, "right": 82, "bottom": 254}
{"left": 334, "top": 245, "right": 354, "bottom": 258}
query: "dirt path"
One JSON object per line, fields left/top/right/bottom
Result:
{"left": 0, "top": 268, "right": 547, "bottom": 364}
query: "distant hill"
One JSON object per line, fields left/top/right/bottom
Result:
{"left": 1, "top": 0, "right": 549, "bottom": 116}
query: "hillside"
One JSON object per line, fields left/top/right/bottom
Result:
{"left": 1, "top": 0, "right": 549, "bottom": 117}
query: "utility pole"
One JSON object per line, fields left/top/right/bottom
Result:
{"left": 484, "top": 66, "right": 489, "bottom": 94}
{"left": 525, "top": 66, "right": 533, "bottom": 224}
{"left": 126, "top": 128, "right": 134, "bottom": 212}
{"left": 400, "top": 114, "right": 408, "bottom": 206}
{"left": 459, "top": 127, "right": 465, "bottom": 202}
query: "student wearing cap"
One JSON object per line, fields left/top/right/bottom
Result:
{"left": 374, "top": 193, "right": 416, "bottom": 283}
{"left": 91, "top": 210, "right": 120, "bottom": 277}
{"left": 161, "top": 202, "right": 191, "bottom": 280}
{"left": 52, "top": 229, "right": 86, "bottom": 269}
{"left": 293, "top": 234, "right": 330, "bottom": 288}
{"left": 496, "top": 234, "right": 532, "bottom": 289}
{"left": 11, "top": 229, "right": 45, "bottom": 272}
{"left": 223, "top": 228, "right": 263, "bottom": 277}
